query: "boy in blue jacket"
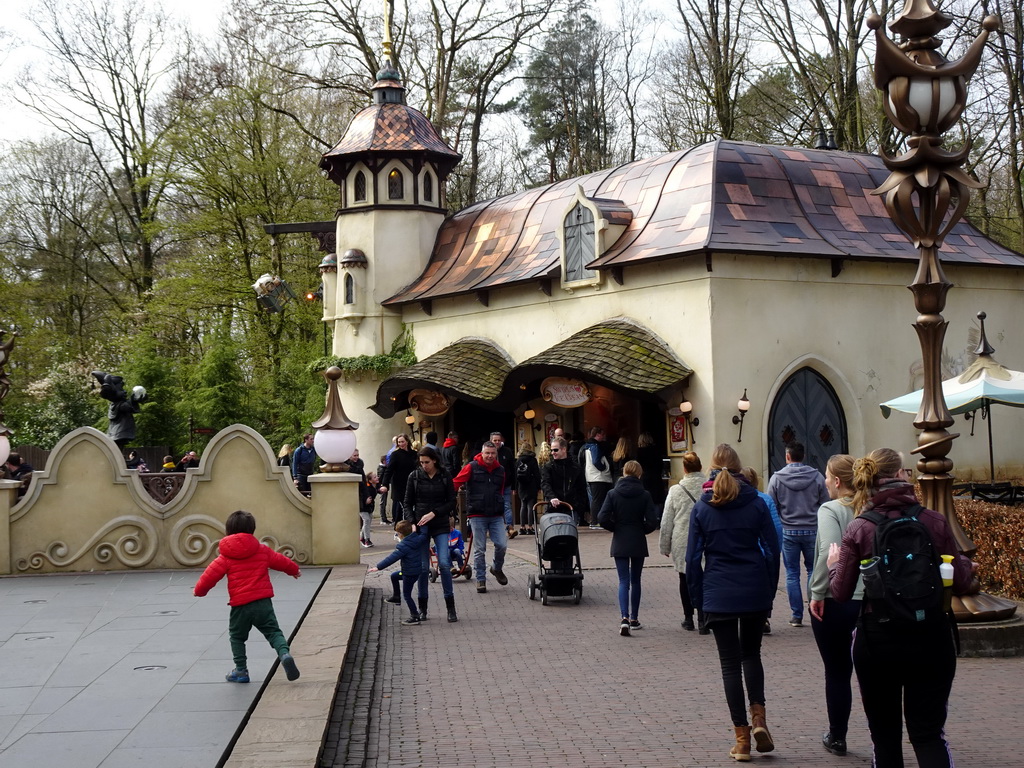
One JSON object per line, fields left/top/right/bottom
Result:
{"left": 368, "top": 520, "right": 427, "bottom": 625}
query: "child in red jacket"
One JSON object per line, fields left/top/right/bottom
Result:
{"left": 194, "top": 510, "right": 301, "bottom": 683}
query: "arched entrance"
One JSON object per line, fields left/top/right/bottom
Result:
{"left": 767, "top": 367, "right": 848, "bottom": 475}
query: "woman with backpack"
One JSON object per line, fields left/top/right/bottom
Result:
{"left": 687, "top": 444, "right": 780, "bottom": 761}
{"left": 827, "top": 448, "right": 976, "bottom": 768}
{"left": 515, "top": 443, "right": 541, "bottom": 535}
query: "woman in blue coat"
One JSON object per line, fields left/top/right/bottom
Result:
{"left": 598, "top": 461, "right": 659, "bottom": 637}
{"left": 687, "top": 444, "right": 781, "bottom": 762}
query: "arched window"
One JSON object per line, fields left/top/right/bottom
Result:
{"left": 422, "top": 171, "right": 434, "bottom": 202}
{"left": 563, "top": 203, "right": 596, "bottom": 282}
{"left": 354, "top": 171, "right": 367, "bottom": 202}
{"left": 388, "top": 169, "right": 404, "bottom": 200}
{"left": 344, "top": 273, "right": 355, "bottom": 305}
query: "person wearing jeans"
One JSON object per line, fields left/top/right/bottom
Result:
{"left": 782, "top": 530, "right": 817, "bottom": 622}
{"left": 453, "top": 441, "right": 508, "bottom": 592}
{"left": 766, "top": 441, "right": 830, "bottom": 626}
{"left": 597, "top": 461, "right": 658, "bottom": 636}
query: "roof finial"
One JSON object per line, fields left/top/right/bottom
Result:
{"left": 974, "top": 311, "right": 995, "bottom": 357}
{"left": 382, "top": 0, "right": 394, "bottom": 68}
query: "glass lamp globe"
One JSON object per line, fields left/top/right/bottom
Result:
{"left": 0, "top": 434, "right": 10, "bottom": 465}
{"left": 314, "top": 429, "right": 357, "bottom": 466}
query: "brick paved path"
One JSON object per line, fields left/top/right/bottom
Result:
{"left": 328, "top": 526, "right": 1019, "bottom": 767}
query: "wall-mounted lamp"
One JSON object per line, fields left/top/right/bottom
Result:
{"left": 404, "top": 410, "right": 415, "bottom": 426}
{"left": 679, "top": 398, "right": 699, "bottom": 445}
{"left": 732, "top": 389, "right": 750, "bottom": 443}
{"left": 523, "top": 409, "right": 536, "bottom": 420}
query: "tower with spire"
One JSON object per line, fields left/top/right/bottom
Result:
{"left": 318, "top": 11, "right": 461, "bottom": 356}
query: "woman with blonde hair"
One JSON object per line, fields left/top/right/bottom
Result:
{"left": 276, "top": 444, "right": 293, "bottom": 468}
{"left": 827, "top": 448, "right": 975, "bottom": 768}
{"left": 611, "top": 435, "right": 635, "bottom": 480}
{"left": 659, "top": 451, "right": 705, "bottom": 631}
{"left": 687, "top": 444, "right": 780, "bottom": 761}
{"left": 807, "top": 454, "right": 859, "bottom": 756}
{"left": 598, "top": 460, "right": 659, "bottom": 637}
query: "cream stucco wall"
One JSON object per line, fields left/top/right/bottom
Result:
{"left": 337, "top": 246, "right": 1024, "bottom": 482}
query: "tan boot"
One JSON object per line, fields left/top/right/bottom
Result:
{"left": 749, "top": 703, "right": 774, "bottom": 753}
{"left": 730, "top": 725, "right": 751, "bottom": 762}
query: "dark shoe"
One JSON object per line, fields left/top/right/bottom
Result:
{"left": 418, "top": 597, "right": 429, "bottom": 621}
{"left": 402, "top": 614, "right": 421, "bottom": 625}
{"left": 763, "top": 619, "right": 772, "bottom": 635}
{"left": 489, "top": 567, "right": 508, "bottom": 586}
{"left": 279, "top": 652, "right": 300, "bottom": 681}
{"left": 619, "top": 619, "right": 630, "bottom": 637}
{"left": 789, "top": 617, "right": 803, "bottom": 627}
{"left": 225, "top": 668, "right": 250, "bottom": 683}
{"left": 476, "top": 582, "right": 487, "bottom": 593}
{"left": 822, "top": 732, "right": 847, "bottom": 755}
{"left": 384, "top": 594, "right": 401, "bottom": 604}
{"left": 681, "top": 616, "right": 695, "bottom": 631}
{"left": 445, "top": 595, "right": 458, "bottom": 623}
{"left": 629, "top": 619, "right": 643, "bottom": 631}
{"left": 697, "top": 610, "right": 710, "bottom": 635}
{"left": 506, "top": 525, "right": 518, "bottom": 539}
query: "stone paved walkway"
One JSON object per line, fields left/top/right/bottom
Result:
{"left": 338, "top": 525, "right": 1020, "bottom": 768}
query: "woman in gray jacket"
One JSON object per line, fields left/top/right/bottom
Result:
{"left": 659, "top": 451, "right": 705, "bottom": 631}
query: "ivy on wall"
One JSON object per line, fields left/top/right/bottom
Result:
{"left": 305, "top": 327, "right": 416, "bottom": 378}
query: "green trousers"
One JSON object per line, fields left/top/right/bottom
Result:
{"left": 228, "top": 597, "right": 289, "bottom": 669}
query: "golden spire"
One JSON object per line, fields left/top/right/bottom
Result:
{"left": 382, "top": 0, "right": 394, "bottom": 67}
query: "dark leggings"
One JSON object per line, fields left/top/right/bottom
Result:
{"left": 810, "top": 598, "right": 861, "bottom": 740}
{"left": 678, "top": 572, "right": 694, "bottom": 618}
{"left": 854, "top": 615, "right": 957, "bottom": 768}
{"left": 709, "top": 612, "right": 769, "bottom": 726}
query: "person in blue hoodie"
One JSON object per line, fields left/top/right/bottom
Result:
{"left": 688, "top": 444, "right": 781, "bottom": 762}
{"left": 765, "top": 441, "right": 830, "bottom": 628}
{"left": 368, "top": 521, "right": 428, "bottom": 625}
{"left": 598, "top": 461, "right": 659, "bottom": 637}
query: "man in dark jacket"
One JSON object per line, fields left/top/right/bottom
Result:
{"left": 490, "top": 431, "right": 518, "bottom": 537}
{"left": 540, "top": 437, "right": 586, "bottom": 525}
{"left": 4, "top": 452, "right": 33, "bottom": 499}
{"left": 291, "top": 434, "right": 317, "bottom": 496}
{"left": 766, "top": 441, "right": 830, "bottom": 627}
{"left": 453, "top": 442, "right": 507, "bottom": 593}
{"left": 440, "top": 432, "right": 462, "bottom": 478}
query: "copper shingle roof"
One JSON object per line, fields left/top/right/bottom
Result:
{"left": 320, "top": 103, "right": 462, "bottom": 183}
{"left": 505, "top": 318, "right": 692, "bottom": 399}
{"left": 371, "top": 337, "right": 514, "bottom": 417}
{"left": 386, "top": 140, "right": 1024, "bottom": 305}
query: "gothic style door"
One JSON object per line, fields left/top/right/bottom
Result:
{"left": 767, "top": 367, "right": 848, "bottom": 476}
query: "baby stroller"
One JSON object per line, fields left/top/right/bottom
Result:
{"left": 527, "top": 503, "right": 583, "bottom": 605}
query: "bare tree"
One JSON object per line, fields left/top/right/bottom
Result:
{"left": 15, "top": 0, "right": 184, "bottom": 300}
{"left": 749, "top": 0, "right": 876, "bottom": 151}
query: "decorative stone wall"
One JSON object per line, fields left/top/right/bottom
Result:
{"left": 1, "top": 425, "right": 360, "bottom": 574}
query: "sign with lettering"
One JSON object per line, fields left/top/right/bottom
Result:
{"left": 540, "top": 377, "right": 591, "bottom": 408}
{"left": 409, "top": 389, "right": 451, "bottom": 416}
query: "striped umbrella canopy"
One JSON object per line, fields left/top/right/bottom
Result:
{"left": 880, "top": 314, "right": 1024, "bottom": 482}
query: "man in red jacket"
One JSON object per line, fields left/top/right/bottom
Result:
{"left": 453, "top": 442, "right": 507, "bottom": 593}
{"left": 194, "top": 510, "right": 301, "bottom": 683}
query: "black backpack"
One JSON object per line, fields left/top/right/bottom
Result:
{"left": 860, "top": 504, "right": 944, "bottom": 623}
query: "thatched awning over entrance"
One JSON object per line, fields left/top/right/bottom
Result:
{"left": 503, "top": 318, "right": 692, "bottom": 401}
{"left": 371, "top": 337, "right": 514, "bottom": 417}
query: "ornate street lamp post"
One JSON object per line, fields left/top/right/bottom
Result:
{"left": 0, "top": 329, "right": 17, "bottom": 462}
{"left": 870, "top": 1, "right": 1015, "bottom": 620}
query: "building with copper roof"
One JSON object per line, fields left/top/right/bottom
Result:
{"left": 295, "top": 45, "right": 1024, "bottom": 484}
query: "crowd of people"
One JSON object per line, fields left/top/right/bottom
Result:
{"left": 356, "top": 433, "right": 976, "bottom": 767}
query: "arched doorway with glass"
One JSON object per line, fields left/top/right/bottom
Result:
{"left": 767, "top": 366, "right": 848, "bottom": 476}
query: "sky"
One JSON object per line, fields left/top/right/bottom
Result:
{"left": 0, "top": 0, "right": 230, "bottom": 143}
{"left": 0, "top": 0, "right": 669, "bottom": 145}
